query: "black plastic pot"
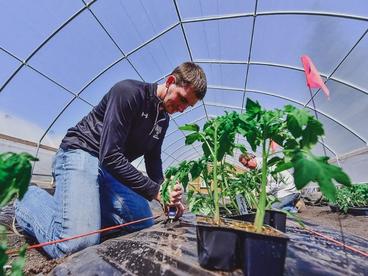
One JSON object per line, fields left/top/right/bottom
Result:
{"left": 227, "top": 209, "right": 287, "bottom": 233}
{"left": 196, "top": 223, "right": 240, "bottom": 271}
{"left": 240, "top": 230, "right": 289, "bottom": 276}
{"left": 329, "top": 204, "right": 339, "bottom": 212}
{"left": 347, "top": 206, "right": 368, "bottom": 216}
{"left": 196, "top": 217, "right": 289, "bottom": 274}
{"left": 329, "top": 205, "right": 368, "bottom": 216}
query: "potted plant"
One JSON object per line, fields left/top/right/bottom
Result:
{"left": 236, "top": 99, "right": 351, "bottom": 275}
{"left": 225, "top": 166, "right": 288, "bottom": 233}
{"left": 179, "top": 112, "right": 244, "bottom": 270}
{"left": 180, "top": 99, "right": 352, "bottom": 275}
{"left": 330, "top": 183, "right": 368, "bottom": 215}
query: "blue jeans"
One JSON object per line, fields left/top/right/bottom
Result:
{"left": 15, "top": 148, "right": 154, "bottom": 259}
{"left": 271, "top": 193, "right": 300, "bottom": 210}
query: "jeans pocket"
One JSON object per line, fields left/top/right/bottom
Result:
{"left": 61, "top": 149, "right": 85, "bottom": 171}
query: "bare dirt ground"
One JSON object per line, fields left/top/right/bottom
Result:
{"left": 6, "top": 232, "right": 63, "bottom": 275}
{"left": 297, "top": 205, "right": 368, "bottom": 240}
{"left": 5, "top": 205, "right": 368, "bottom": 275}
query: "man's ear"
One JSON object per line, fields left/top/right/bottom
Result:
{"left": 165, "top": 75, "right": 176, "bottom": 88}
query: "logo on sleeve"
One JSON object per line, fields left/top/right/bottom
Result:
{"left": 153, "top": 125, "right": 162, "bottom": 139}
{"left": 141, "top": 112, "right": 149, "bottom": 119}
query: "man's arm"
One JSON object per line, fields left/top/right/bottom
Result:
{"left": 145, "top": 135, "right": 185, "bottom": 218}
{"left": 99, "top": 82, "right": 159, "bottom": 200}
{"left": 144, "top": 130, "right": 166, "bottom": 185}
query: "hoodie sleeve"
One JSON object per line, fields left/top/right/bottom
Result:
{"left": 99, "top": 81, "right": 160, "bottom": 200}
{"left": 144, "top": 130, "right": 166, "bottom": 185}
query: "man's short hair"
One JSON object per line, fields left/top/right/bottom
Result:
{"left": 171, "top": 62, "right": 207, "bottom": 100}
{"left": 239, "top": 153, "right": 256, "bottom": 162}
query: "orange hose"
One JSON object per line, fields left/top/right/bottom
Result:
{"left": 8, "top": 216, "right": 368, "bottom": 259}
{"left": 288, "top": 220, "right": 368, "bottom": 258}
{"left": 6, "top": 215, "right": 159, "bottom": 255}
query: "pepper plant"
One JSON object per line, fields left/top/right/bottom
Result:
{"left": 0, "top": 152, "right": 38, "bottom": 275}
{"left": 237, "top": 99, "right": 352, "bottom": 232}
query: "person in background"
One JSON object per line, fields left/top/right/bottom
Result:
{"left": 5, "top": 62, "right": 207, "bottom": 259}
{"left": 239, "top": 153, "right": 300, "bottom": 212}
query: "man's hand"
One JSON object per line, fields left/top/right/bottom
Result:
{"left": 168, "top": 183, "right": 185, "bottom": 219}
{"left": 154, "top": 183, "right": 185, "bottom": 219}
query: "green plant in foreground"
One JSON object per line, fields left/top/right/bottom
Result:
{"left": 0, "top": 152, "right": 38, "bottom": 275}
{"left": 179, "top": 112, "right": 241, "bottom": 223}
{"left": 334, "top": 183, "right": 368, "bottom": 213}
{"left": 0, "top": 153, "right": 38, "bottom": 207}
{"left": 180, "top": 99, "right": 352, "bottom": 233}
{"left": 237, "top": 99, "right": 351, "bottom": 232}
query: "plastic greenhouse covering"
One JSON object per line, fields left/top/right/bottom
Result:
{"left": 1, "top": 0, "right": 368, "bottom": 187}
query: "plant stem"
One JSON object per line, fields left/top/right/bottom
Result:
{"left": 199, "top": 133, "right": 215, "bottom": 157}
{"left": 213, "top": 123, "right": 220, "bottom": 224}
{"left": 254, "top": 140, "right": 268, "bottom": 232}
{"left": 203, "top": 176, "right": 213, "bottom": 201}
{"left": 221, "top": 163, "right": 238, "bottom": 212}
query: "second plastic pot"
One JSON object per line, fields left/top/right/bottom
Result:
{"left": 227, "top": 209, "right": 287, "bottom": 232}
{"left": 240, "top": 229, "right": 289, "bottom": 276}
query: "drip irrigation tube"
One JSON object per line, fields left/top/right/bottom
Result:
{"left": 6, "top": 215, "right": 159, "bottom": 255}
{"left": 288, "top": 220, "right": 368, "bottom": 258}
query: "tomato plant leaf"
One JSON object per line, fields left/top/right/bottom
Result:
{"left": 292, "top": 151, "right": 351, "bottom": 202}
{"left": 179, "top": 123, "right": 199, "bottom": 132}
{"left": 301, "top": 117, "right": 324, "bottom": 148}
{"left": 185, "top": 132, "right": 201, "bottom": 145}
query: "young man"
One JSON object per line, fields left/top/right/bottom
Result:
{"left": 14, "top": 62, "right": 207, "bottom": 258}
{"left": 239, "top": 153, "right": 300, "bottom": 212}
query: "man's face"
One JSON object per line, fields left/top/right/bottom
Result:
{"left": 240, "top": 156, "right": 257, "bottom": 170}
{"left": 162, "top": 76, "right": 199, "bottom": 114}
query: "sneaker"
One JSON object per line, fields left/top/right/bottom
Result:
{"left": 0, "top": 203, "right": 23, "bottom": 236}
{"left": 0, "top": 203, "right": 15, "bottom": 230}
{"left": 282, "top": 206, "right": 299, "bottom": 213}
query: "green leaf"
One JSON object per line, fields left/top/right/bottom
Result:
{"left": 245, "top": 98, "right": 261, "bottom": 117}
{"left": 287, "top": 114, "right": 302, "bottom": 138}
{"left": 246, "top": 130, "right": 259, "bottom": 152}
{"left": 271, "top": 134, "right": 285, "bottom": 147}
{"left": 164, "top": 166, "right": 178, "bottom": 179}
{"left": 291, "top": 151, "right": 351, "bottom": 202}
{"left": 324, "top": 162, "right": 351, "bottom": 187}
{"left": 234, "top": 144, "right": 247, "bottom": 154}
{"left": 185, "top": 132, "right": 201, "bottom": 145}
{"left": 179, "top": 123, "right": 199, "bottom": 132}
{"left": 0, "top": 152, "right": 38, "bottom": 206}
{"left": 267, "top": 156, "right": 283, "bottom": 167}
{"left": 301, "top": 117, "right": 324, "bottom": 148}
{"left": 283, "top": 138, "right": 299, "bottom": 149}
{"left": 11, "top": 245, "right": 27, "bottom": 276}
{"left": 273, "top": 161, "right": 293, "bottom": 173}
{"left": 318, "top": 177, "right": 337, "bottom": 203}
{"left": 189, "top": 160, "right": 203, "bottom": 180}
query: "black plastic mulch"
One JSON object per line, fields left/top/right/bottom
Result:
{"left": 51, "top": 214, "right": 368, "bottom": 275}
{"left": 285, "top": 219, "right": 368, "bottom": 276}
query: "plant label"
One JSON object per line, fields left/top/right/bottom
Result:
{"left": 236, "top": 194, "right": 248, "bottom": 214}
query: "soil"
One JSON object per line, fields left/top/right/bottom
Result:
{"left": 197, "top": 215, "right": 285, "bottom": 237}
{"left": 297, "top": 205, "right": 368, "bottom": 240}
{"left": 5, "top": 232, "right": 63, "bottom": 275}
{"left": 5, "top": 205, "right": 368, "bottom": 275}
